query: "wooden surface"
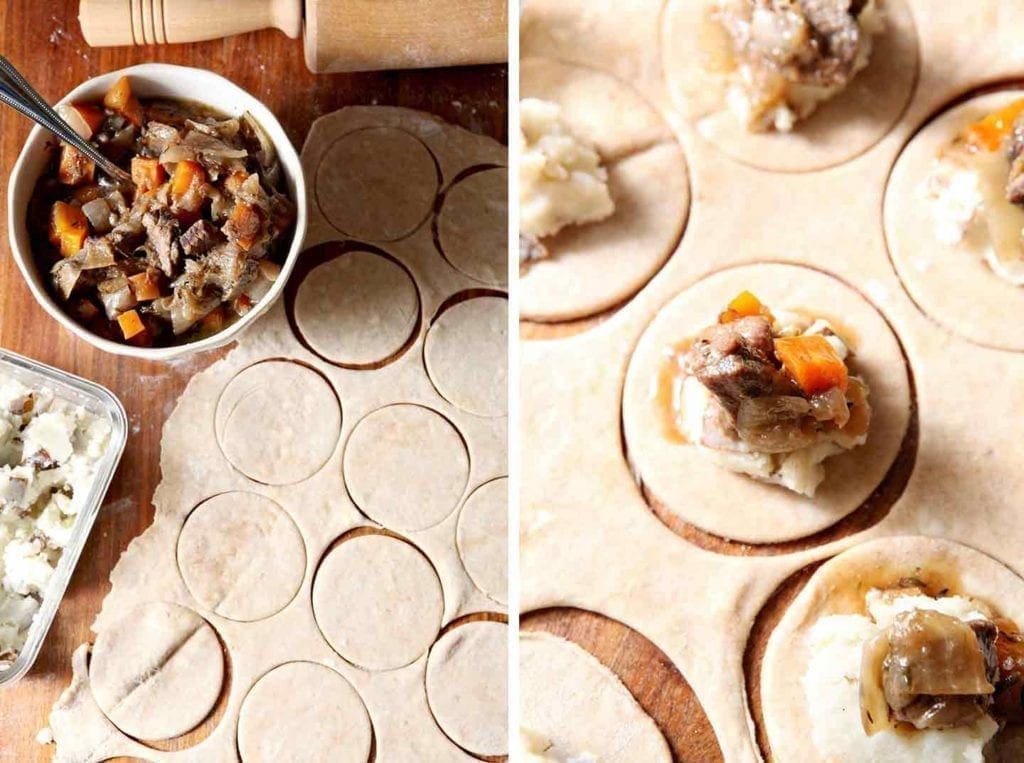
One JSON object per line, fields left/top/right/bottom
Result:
{"left": 0, "top": 2, "right": 505, "bottom": 759}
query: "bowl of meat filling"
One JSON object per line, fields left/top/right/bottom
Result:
{"left": 7, "top": 64, "right": 306, "bottom": 360}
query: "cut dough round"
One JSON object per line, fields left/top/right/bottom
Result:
{"left": 520, "top": 58, "right": 690, "bottom": 321}
{"left": 886, "top": 90, "right": 1024, "bottom": 351}
{"left": 343, "top": 404, "right": 469, "bottom": 530}
{"left": 295, "top": 250, "right": 420, "bottom": 365}
{"left": 438, "top": 167, "right": 508, "bottom": 287}
{"left": 312, "top": 534, "right": 443, "bottom": 671}
{"left": 315, "top": 126, "right": 438, "bottom": 241}
{"left": 425, "top": 620, "right": 508, "bottom": 757}
{"left": 177, "top": 492, "right": 306, "bottom": 622}
{"left": 622, "top": 263, "right": 911, "bottom": 544}
{"left": 520, "top": 631, "right": 671, "bottom": 762}
{"left": 661, "top": 0, "right": 919, "bottom": 172}
{"left": 762, "top": 536, "right": 1024, "bottom": 761}
{"left": 424, "top": 296, "right": 508, "bottom": 417}
{"left": 216, "top": 360, "right": 341, "bottom": 485}
{"left": 237, "top": 661, "right": 372, "bottom": 763}
{"left": 89, "top": 601, "right": 224, "bottom": 741}
{"left": 456, "top": 477, "right": 508, "bottom": 605}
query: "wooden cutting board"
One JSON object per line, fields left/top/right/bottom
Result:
{"left": 0, "top": 2, "right": 504, "bottom": 759}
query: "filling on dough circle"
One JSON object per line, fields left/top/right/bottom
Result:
{"left": 424, "top": 295, "right": 508, "bottom": 418}
{"left": 622, "top": 263, "right": 911, "bottom": 544}
{"left": 438, "top": 167, "right": 509, "bottom": 287}
{"left": 315, "top": 126, "right": 438, "bottom": 241}
{"left": 294, "top": 249, "right": 420, "bottom": 366}
{"left": 761, "top": 536, "right": 1024, "bottom": 762}
{"left": 312, "top": 533, "right": 443, "bottom": 671}
{"left": 886, "top": 89, "right": 1024, "bottom": 350}
{"left": 215, "top": 360, "right": 341, "bottom": 485}
{"left": 176, "top": 492, "right": 306, "bottom": 622}
{"left": 661, "top": 0, "right": 919, "bottom": 172}
{"left": 425, "top": 619, "right": 508, "bottom": 757}
{"left": 343, "top": 404, "right": 469, "bottom": 531}
{"left": 519, "top": 57, "right": 690, "bottom": 322}
{"left": 89, "top": 601, "right": 225, "bottom": 741}
{"left": 237, "top": 661, "right": 372, "bottom": 763}
{"left": 456, "top": 477, "right": 508, "bottom": 605}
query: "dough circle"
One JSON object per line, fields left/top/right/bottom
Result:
{"left": 177, "top": 492, "right": 306, "bottom": 622}
{"left": 89, "top": 601, "right": 224, "bottom": 741}
{"left": 886, "top": 90, "right": 1024, "bottom": 351}
{"left": 425, "top": 620, "right": 508, "bottom": 757}
{"left": 520, "top": 57, "right": 690, "bottom": 322}
{"left": 315, "top": 126, "right": 438, "bottom": 241}
{"left": 237, "top": 661, "right": 372, "bottom": 763}
{"left": 456, "top": 477, "right": 508, "bottom": 605}
{"left": 294, "top": 250, "right": 420, "bottom": 366}
{"left": 761, "top": 536, "right": 1024, "bottom": 761}
{"left": 216, "top": 360, "right": 341, "bottom": 485}
{"left": 437, "top": 167, "right": 508, "bottom": 287}
{"left": 520, "top": 631, "right": 671, "bottom": 762}
{"left": 343, "top": 404, "right": 469, "bottom": 531}
{"left": 622, "top": 263, "right": 911, "bottom": 544}
{"left": 424, "top": 296, "right": 508, "bottom": 417}
{"left": 312, "top": 533, "right": 443, "bottom": 671}
{"left": 661, "top": 0, "right": 919, "bottom": 172}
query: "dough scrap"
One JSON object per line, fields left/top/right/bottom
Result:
{"left": 424, "top": 296, "right": 508, "bottom": 417}
{"left": 89, "top": 601, "right": 224, "bottom": 741}
{"left": 344, "top": 404, "right": 470, "bottom": 531}
{"left": 237, "top": 661, "right": 372, "bottom": 763}
{"left": 885, "top": 89, "right": 1024, "bottom": 351}
{"left": 622, "top": 263, "right": 911, "bottom": 544}
{"left": 456, "top": 477, "right": 508, "bottom": 605}
{"left": 295, "top": 250, "right": 420, "bottom": 365}
{"left": 438, "top": 167, "right": 509, "bottom": 287}
{"left": 661, "top": 0, "right": 920, "bottom": 172}
{"left": 312, "top": 533, "right": 443, "bottom": 671}
{"left": 520, "top": 631, "right": 671, "bottom": 762}
{"left": 425, "top": 620, "right": 508, "bottom": 757}
{"left": 315, "top": 126, "right": 438, "bottom": 241}
{"left": 762, "top": 536, "right": 1024, "bottom": 761}
{"left": 176, "top": 492, "right": 305, "bottom": 622}
{"left": 216, "top": 360, "right": 341, "bottom": 485}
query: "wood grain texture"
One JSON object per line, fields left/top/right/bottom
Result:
{"left": 0, "top": 2, "right": 504, "bottom": 759}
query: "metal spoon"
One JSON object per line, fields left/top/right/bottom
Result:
{"left": 0, "top": 56, "right": 133, "bottom": 185}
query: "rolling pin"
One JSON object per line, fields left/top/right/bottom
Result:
{"left": 78, "top": 0, "right": 507, "bottom": 73}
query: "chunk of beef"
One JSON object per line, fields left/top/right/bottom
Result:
{"left": 141, "top": 210, "right": 181, "bottom": 277}
{"left": 179, "top": 219, "right": 223, "bottom": 257}
{"left": 686, "top": 316, "right": 780, "bottom": 413}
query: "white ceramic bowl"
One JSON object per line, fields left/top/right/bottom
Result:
{"left": 7, "top": 63, "right": 307, "bottom": 361}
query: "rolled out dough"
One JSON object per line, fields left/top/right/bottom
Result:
{"left": 176, "top": 491, "right": 306, "bottom": 622}
{"left": 661, "top": 0, "right": 920, "bottom": 172}
{"left": 456, "top": 477, "right": 508, "bottom": 605}
{"left": 520, "top": 631, "right": 671, "bottom": 761}
{"left": 89, "top": 601, "right": 224, "bottom": 741}
{"left": 237, "top": 661, "right": 372, "bottom": 762}
{"left": 216, "top": 360, "right": 342, "bottom": 485}
{"left": 438, "top": 167, "right": 509, "bottom": 287}
{"left": 425, "top": 620, "right": 508, "bottom": 757}
{"left": 312, "top": 533, "right": 443, "bottom": 671}
{"left": 295, "top": 250, "right": 420, "bottom": 365}
{"left": 424, "top": 295, "right": 508, "bottom": 417}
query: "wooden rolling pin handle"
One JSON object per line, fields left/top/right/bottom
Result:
{"left": 79, "top": 0, "right": 303, "bottom": 47}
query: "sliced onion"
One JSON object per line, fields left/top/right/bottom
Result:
{"left": 735, "top": 395, "right": 816, "bottom": 453}
{"left": 80, "top": 198, "right": 112, "bottom": 232}
{"left": 809, "top": 386, "right": 849, "bottom": 427}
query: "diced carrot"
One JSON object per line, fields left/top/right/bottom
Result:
{"left": 128, "top": 272, "right": 161, "bottom": 301}
{"left": 200, "top": 306, "right": 226, "bottom": 333}
{"left": 74, "top": 102, "right": 106, "bottom": 136}
{"left": 719, "top": 290, "right": 774, "bottom": 325}
{"left": 48, "top": 201, "right": 89, "bottom": 257}
{"left": 116, "top": 309, "right": 146, "bottom": 340}
{"left": 964, "top": 98, "right": 1024, "bottom": 152}
{"left": 131, "top": 156, "right": 166, "bottom": 192}
{"left": 102, "top": 76, "right": 143, "bottom": 127}
{"left": 170, "top": 159, "right": 207, "bottom": 211}
{"left": 774, "top": 334, "right": 849, "bottom": 395}
{"left": 58, "top": 144, "right": 95, "bottom": 186}
{"left": 225, "top": 202, "right": 261, "bottom": 251}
